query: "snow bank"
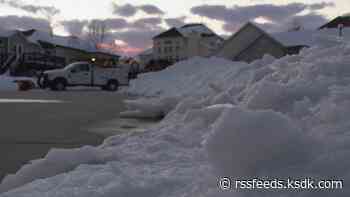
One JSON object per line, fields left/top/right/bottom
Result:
{"left": 128, "top": 57, "right": 248, "bottom": 98}
{"left": 2, "top": 35, "right": 350, "bottom": 197}
{"left": 0, "top": 75, "right": 36, "bottom": 91}
{"left": 0, "top": 75, "right": 17, "bottom": 91}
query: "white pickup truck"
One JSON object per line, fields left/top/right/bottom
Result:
{"left": 39, "top": 62, "right": 129, "bottom": 91}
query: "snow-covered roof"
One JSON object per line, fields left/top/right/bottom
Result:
{"left": 273, "top": 28, "right": 350, "bottom": 47}
{"left": 154, "top": 24, "right": 221, "bottom": 39}
{"left": 25, "top": 30, "right": 94, "bottom": 51}
{"left": 273, "top": 30, "right": 315, "bottom": 46}
{"left": 21, "top": 29, "right": 120, "bottom": 56}
{"left": 178, "top": 24, "right": 215, "bottom": 37}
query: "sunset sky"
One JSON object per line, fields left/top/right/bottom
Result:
{"left": 0, "top": 0, "right": 348, "bottom": 56}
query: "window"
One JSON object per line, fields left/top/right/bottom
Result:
{"left": 79, "top": 64, "right": 90, "bottom": 72}
{"left": 71, "top": 63, "right": 90, "bottom": 73}
{"left": 164, "top": 40, "right": 172, "bottom": 45}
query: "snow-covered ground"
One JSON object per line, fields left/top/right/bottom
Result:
{"left": 0, "top": 75, "right": 37, "bottom": 91}
{"left": 0, "top": 75, "right": 18, "bottom": 91}
{"left": 2, "top": 32, "right": 350, "bottom": 197}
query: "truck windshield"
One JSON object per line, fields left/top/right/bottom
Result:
{"left": 65, "top": 63, "right": 84, "bottom": 70}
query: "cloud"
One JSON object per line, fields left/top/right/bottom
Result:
{"left": 252, "top": 13, "right": 328, "bottom": 33}
{"left": 191, "top": 3, "right": 307, "bottom": 22}
{"left": 112, "top": 3, "right": 137, "bottom": 17}
{"left": 131, "top": 17, "right": 163, "bottom": 29}
{"left": 308, "top": 2, "right": 335, "bottom": 10}
{"left": 61, "top": 18, "right": 129, "bottom": 36}
{"left": 139, "top": 5, "right": 165, "bottom": 15}
{"left": 191, "top": 2, "right": 333, "bottom": 33}
{"left": 107, "top": 28, "right": 164, "bottom": 56}
{"left": 165, "top": 16, "right": 187, "bottom": 27}
{"left": 100, "top": 18, "right": 128, "bottom": 30}
{"left": 0, "top": 15, "right": 51, "bottom": 32}
{"left": 60, "top": 17, "right": 164, "bottom": 56}
{"left": 61, "top": 20, "right": 88, "bottom": 36}
{"left": 0, "top": 0, "right": 60, "bottom": 16}
{"left": 112, "top": 3, "right": 165, "bottom": 17}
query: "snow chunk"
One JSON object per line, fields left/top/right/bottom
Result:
{"left": 206, "top": 107, "right": 309, "bottom": 178}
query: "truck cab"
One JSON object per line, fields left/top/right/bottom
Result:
{"left": 40, "top": 62, "right": 129, "bottom": 91}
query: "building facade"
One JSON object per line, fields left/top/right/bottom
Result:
{"left": 216, "top": 22, "right": 286, "bottom": 63}
{"left": 153, "top": 24, "right": 223, "bottom": 63}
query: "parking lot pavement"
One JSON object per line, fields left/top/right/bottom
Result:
{"left": 0, "top": 89, "right": 129, "bottom": 180}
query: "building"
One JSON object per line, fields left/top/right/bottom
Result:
{"left": 25, "top": 30, "right": 120, "bottom": 65}
{"left": 0, "top": 28, "right": 120, "bottom": 75}
{"left": 0, "top": 29, "right": 43, "bottom": 74}
{"left": 319, "top": 14, "right": 350, "bottom": 29}
{"left": 216, "top": 22, "right": 287, "bottom": 62}
{"left": 0, "top": 30, "right": 13, "bottom": 54}
{"left": 89, "top": 51, "right": 120, "bottom": 67}
{"left": 152, "top": 24, "right": 223, "bottom": 63}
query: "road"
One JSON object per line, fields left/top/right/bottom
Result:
{"left": 0, "top": 89, "right": 129, "bottom": 180}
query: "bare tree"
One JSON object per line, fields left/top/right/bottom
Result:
{"left": 87, "top": 20, "right": 108, "bottom": 50}
{"left": 40, "top": 8, "right": 60, "bottom": 37}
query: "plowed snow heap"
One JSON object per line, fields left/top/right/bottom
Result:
{"left": 1, "top": 31, "right": 350, "bottom": 197}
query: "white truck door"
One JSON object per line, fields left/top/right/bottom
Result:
{"left": 69, "top": 63, "right": 92, "bottom": 85}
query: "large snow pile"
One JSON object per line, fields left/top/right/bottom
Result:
{"left": 128, "top": 57, "right": 250, "bottom": 98}
{"left": 2, "top": 35, "right": 350, "bottom": 197}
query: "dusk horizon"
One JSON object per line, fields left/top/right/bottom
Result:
{"left": 0, "top": 0, "right": 348, "bottom": 55}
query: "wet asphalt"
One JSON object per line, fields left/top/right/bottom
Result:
{"left": 0, "top": 89, "right": 129, "bottom": 180}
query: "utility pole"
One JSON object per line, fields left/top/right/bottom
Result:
{"left": 338, "top": 23, "right": 344, "bottom": 37}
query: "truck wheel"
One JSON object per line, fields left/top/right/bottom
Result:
{"left": 106, "top": 80, "right": 119, "bottom": 91}
{"left": 51, "top": 78, "right": 66, "bottom": 91}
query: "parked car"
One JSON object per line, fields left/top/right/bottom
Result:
{"left": 38, "top": 62, "right": 129, "bottom": 91}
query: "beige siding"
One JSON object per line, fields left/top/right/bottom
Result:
{"left": 153, "top": 34, "right": 223, "bottom": 62}
{"left": 153, "top": 37, "right": 187, "bottom": 61}
{"left": 236, "top": 36, "right": 286, "bottom": 63}
{"left": 216, "top": 24, "right": 263, "bottom": 60}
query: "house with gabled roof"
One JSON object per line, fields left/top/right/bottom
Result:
{"left": 153, "top": 23, "right": 223, "bottom": 63}
{"left": 24, "top": 29, "right": 120, "bottom": 65}
{"left": 0, "top": 28, "right": 120, "bottom": 75}
{"left": 216, "top": 22, "right": 287, "bottom": 62}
